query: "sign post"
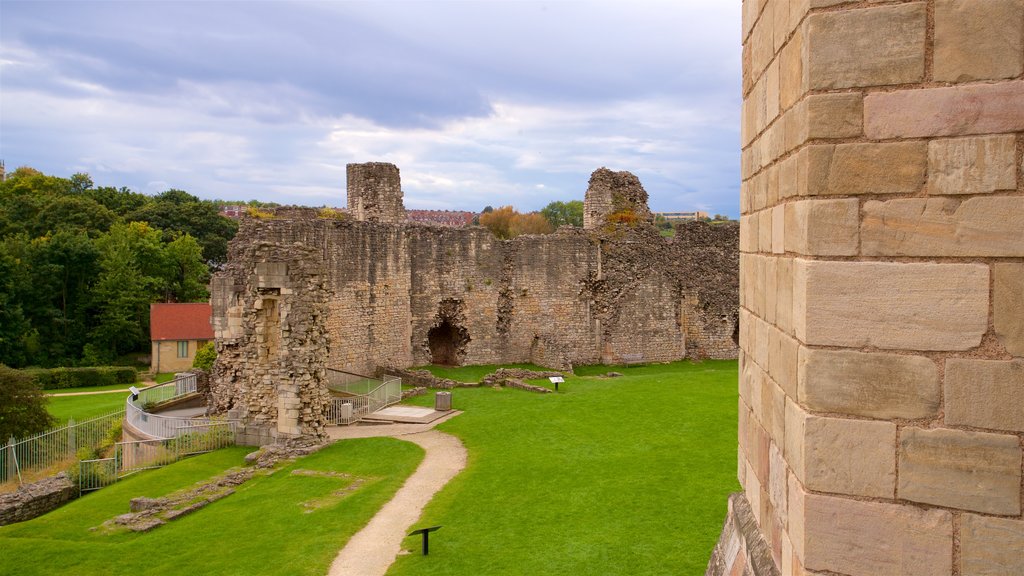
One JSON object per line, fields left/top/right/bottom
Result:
{"left": 549, "top": 376, "right": 564, "bottom": 392}
{"left": 408, "top": 526, "right": 442, "bottom": 555}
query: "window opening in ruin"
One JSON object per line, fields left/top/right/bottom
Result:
{"left": 427, "top": 320, "right": 469, "bottom": 366}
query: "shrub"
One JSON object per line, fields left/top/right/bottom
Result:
{"left": 0, "top": 364, "right": 55, "bottom": 440}
{"left": 192, "top": 342, "right": 217, "bottom": 371}
{"left": 23, "top": 366, "right": 138, "bottom": 390}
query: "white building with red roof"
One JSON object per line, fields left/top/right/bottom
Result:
{"left": 149, "top": 303, "right": 214, "bottom": 373}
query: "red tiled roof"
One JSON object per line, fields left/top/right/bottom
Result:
{"left": 150, "top": 303, "right": 214, "bottom": 341}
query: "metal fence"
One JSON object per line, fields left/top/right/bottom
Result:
{"left": 326, "top": 375, "right": 402, "bottom": 425}
{"left": 125, "top": 374, "right": 229, "bottom": 440}
{"left": 79, "top": 423, "right": 236, "bottom": 495}
{"left": 2, "top": 409, "right": 125, "bottom": 485}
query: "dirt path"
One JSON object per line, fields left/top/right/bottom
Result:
{"left": 46, "top": 389, "right": 132, "bottom": 397}
{"left": 326, "top": 415, "right": 467, "bottom": 576}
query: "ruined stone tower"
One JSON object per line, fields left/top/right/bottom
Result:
{"left": 582, "top": 167, "right": 655, "bottom": 229}
{"left": 346, "top": 162, "right": 406, "bottom": 223}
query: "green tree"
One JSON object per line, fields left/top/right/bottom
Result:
{"left": 0, "top": 364, "right": 55, "bottom": 440}
{"left": 126, "top": 190, "right": 238, "bottom": 265}
{"left": 192, "top": 341, "right": 217, "bottom": 371}
{"left": 162, "top": 233, "right": 210, "bottom": 302}
{"left": 540, "top": 200, "right": 584, "bottom": 228}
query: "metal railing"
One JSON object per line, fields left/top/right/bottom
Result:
{"left": 2, "top": 410, "right": 125, "bottom": 485}
{"left": 125, "top": 374, "right": 234, "bottom": 441}
{"left": 79, "top": 424, "right": 235, "bottom": 494}
{"left": 326, "top": 375, "right": 402, "bottom": 425}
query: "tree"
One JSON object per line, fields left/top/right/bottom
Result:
{"left": 479, "top": 206, "right": 516, "bottom": 239}
{"left": 511, "top": 212, "right": 554, "bottom": 236}
{"left": 126, "top": 190, "right": 238, "bottom": 265}
{"left": 161, "top": 233, "right": 210, "bottom": 302}
{"left": 540, "top": 200, "right": 584, "bottom": 228}
{"left": 0, "top": 365, "right": 54, "bottom": 440}
{"left": 192, "top": 341, "right": 216, "bottom": 371}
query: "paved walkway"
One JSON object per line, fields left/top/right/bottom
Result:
{"left": 47, "top": 388, "right": 132, "bottom": 397}
{"left": 326, "top": 412, "right": 467, "bottom": 576}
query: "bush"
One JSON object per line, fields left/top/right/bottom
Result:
{"left": 23, "top": 366, "right": 138, "bottom": 390}
{"left": 0, "top": 364, "right": 55, "bottom": 439}
{"left": 192, "top": 342, "right": 216, "bottom": 371}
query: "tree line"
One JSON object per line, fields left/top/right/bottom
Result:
{"left": 0, "top": 167, "right": 237, "bottom": 368}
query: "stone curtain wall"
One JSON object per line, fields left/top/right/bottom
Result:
{"left": 347, "top": 162, "right": 406, "bottom": 223}
{"left": 726, "top": 1, "right": 1023, "bottom": 575}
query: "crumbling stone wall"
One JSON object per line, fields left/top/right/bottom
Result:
{"left": 210, "top": 164, "right": 739, "bottom": 440}
{"left": 583, "top": 167, "right": 654, "bottom": 229}
{"left": 0, "top": 473, "right": 76, "bottom": 526}
{"left": 721, "top": 2, "right": 1024, "bottom": 575}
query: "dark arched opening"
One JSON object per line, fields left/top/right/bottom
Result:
{"left": 428, "top": 320, "right": 467, "bottom": 365}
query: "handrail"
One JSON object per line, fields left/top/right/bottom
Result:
{"left": 327, "top": 375, "right": 402, "bottom": 425}
{"left": 126, "top": 374, "right": 236, "bottom": 440}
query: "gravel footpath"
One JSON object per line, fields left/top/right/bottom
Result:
{"left": 326, "top": 414, "right": 467, "bottom": 576}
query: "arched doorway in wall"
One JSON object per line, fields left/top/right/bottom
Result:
{"left": 426, "top": 298, "right": 471, "bottom": 366}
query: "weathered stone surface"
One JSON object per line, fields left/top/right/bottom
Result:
{"left": 805, "top": 142, "right": 927, "bottom": 196}
{"left": 934, "top": 0, "right": 1024, "bottom": 82}
{"left": 794, "top": 260, "right": 989, "bottom": 351}
{"left": 865, "top": 81, "right": 1024, "bottom": 139}
{"left": 994, "top": 263, "right": 1024, "bottom": 357}
{"left": 0, "top": 473, "right": 76, "bottom": 526}
{"left": 945, "top": 359, "right": 1024, "bottom": 432}
{"left": 802, "top": 493, "right": 952, "bottom": 576}
{"left": 799, "top": 348, "right": 939, "bottom": 420}
{"left": 583, "top": 168, "right": 654, "bottom": 229}
{"left": 898, "top": 427, "right": 1021, "bottom": 515}
{"left": 784, "top": 398, "right": 806, "bottom": 484}
{"left": 704, "top": 492, "right": 781, "bottom": 576}
{"left": 805, "top": 93, "right": 863, "bottom": 139}
{"left": 861, "top": 197, "right": 1024, "bottom": 257}
{"left": 803, "top": 416, "right": 896, "bottom": 498}
{"left": 928, "top": 135, "right": 1017, "bottom": 195}
{"left": 778, "top": 28, "right": 804, "bottom": 110}
{"left": 806, "top": 4, "right": 926, "bottom": 89}
{"left": 960, "top": 514, "right": 1024, "bottom": 576}
{"left": 784, "top": 199, "right": 859, "bottom": 256}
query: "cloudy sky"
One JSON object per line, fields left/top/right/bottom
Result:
{"left": 1, "top": 1, "right": 741, "bottom": 216}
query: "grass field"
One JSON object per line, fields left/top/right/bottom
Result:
{"left": 7, "top": 360, "right": 738, "bottom": 575}
{"left": 390, "top": 360, "right": 739, "bottom": 576}
{"left": 0, "top": 438, "right": 424, "bottom": 576}
{"left": 45, "top": 390, "right": 129, "bottom": 424}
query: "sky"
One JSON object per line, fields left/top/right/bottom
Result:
{"left": 0, "top": 1, "right": 742, "bottom": 216}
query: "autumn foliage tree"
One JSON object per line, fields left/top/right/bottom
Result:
{"left": 479, "top": 206, "right": 553, "bottom": 239}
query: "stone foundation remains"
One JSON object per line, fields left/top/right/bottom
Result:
{"left": 0, "top": 473, "right": 76, "bottom": 526}
{"left": 210, "top": 163, "right": 738, "bottom": 441}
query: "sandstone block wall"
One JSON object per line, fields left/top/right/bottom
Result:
{"left": 727, "top": 1, "right": 1024, "bottom": 575}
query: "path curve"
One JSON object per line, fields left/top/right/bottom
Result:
{"left": 327, "top": 416, "right": 467, "bottom": 576}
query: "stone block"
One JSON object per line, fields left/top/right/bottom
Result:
{"left": 779, "top": 27, "right": 804, "bottom": 110}
{"left": 806, "top": 4, "right": 926, "bottom": 89}
{"left": 802, "top": 493, "right": 952, "bottom": 576}
{"left": 865, "top": 81, "right": 1024, "bottom": 139}
{"left": 765, "top": 59, "right": 780, "bottom": 125}
{"left": 805, "top": 93, "right": 862, "bottom": 139}
{"left": 768, "top": 327, "right": 798, "bottom": 399}
{"left": 764, "top": 256, "right": 778, "bottom": 325}
{"left": 928, "top": 135, "right": 1017, "bottom": 195}
{"left": 805, "top": 142, "right": 927, "bottom": 196}
{"left": 945, "top": 359, "right": 1024, "bottom": 432}
{"left": 787, "top": 472, "right": 805, "bottom": 562}
{"left": 994, "top": 263, "right": 1024, "bottom": 357}
{"left": 771, "top": 205, "right": 784, "bottom": 254}
{"left": 758, "top": 209, "right": 773, "bottom": 253}
{"left": 794, "top": 260, "right": 989, "bottom": 351}
{"left": 803, "top": 416, "right": 896, "bottom": 498}
{"left": 775, "top": 257, "right": 794, "bottom": 337}
{"left": 960, "top": 514, "right": 1024, "bottom": 576}
{"left": 934, "top": 0, "right": 1024, "bottom": 82}
{"left": 751, "top": 8, "right": 775, "bottom": 80}
{"left": 784, "top": 398, "right": 807, "bottom": 482}
{"left": 862, "top": 197, "right": 1024, "bottom": 257}
{"left": 898, "top": 427, "right": 1021, "bottom": 515}
{"left": 784, "top": 198, "right": 859, "bottom": 256}
{"left": 799, "top": 348, "right": 939, "bottom": 420}
{"left": 762, "top": 374, "right": 786, "bottom": 445}
{"left": 778, "top": 152, "right": 798, "bottom": 199}
{"left": 784, "top": 100, "right": 808, "bottom": 153}
{"left": 768, "top": 441, "right": 787, "bottom": 523}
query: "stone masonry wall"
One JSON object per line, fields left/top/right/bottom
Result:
{"left": 723, "top": 1, "right": 1024, "bottom": 575}
{"left": 210, "top": 167, "right": 740, "bottom": 440}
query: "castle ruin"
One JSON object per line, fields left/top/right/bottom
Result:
{"left": 209, "top": 163, "right": 739, "bottom": 441}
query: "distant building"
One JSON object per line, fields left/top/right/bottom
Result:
{"left": 150, "top": 303, "right": 214, "bottom": 373}
{"left": 220, "top": 205, "right": 246, "bottom": 219}
{"left": 655, "top": 211, "right": 709, "bottom": 222}
{"left": 406, "top": 209, "right": 476, "bottom": 227}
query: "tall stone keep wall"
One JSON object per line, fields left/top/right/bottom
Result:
{"left": 719, "top": 1, "right": 1024, "bottom": 575}
{"left": 347, "top": 162, "right": 406, "bottom": 223}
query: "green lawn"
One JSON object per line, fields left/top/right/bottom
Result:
{"left": 390, "top": 360, "right": 739, "bottom": 576}
{"left": 46, "top": 392, "right": 128, "bottom": 424}
{"left": 10, "top": 360, "right": 738, "bottom": 575}
{"left": 0, "top": 438, "right": 424, "bottom": 576}
{"left": 415, "top": 362, "right": 552, "bottom": 383}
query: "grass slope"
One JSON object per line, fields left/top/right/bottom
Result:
{"left": 390, "top": 359, "right": 739, "bottom": 576}
{"left": 0, "top": 438, "right": 423, "bottom": 576}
